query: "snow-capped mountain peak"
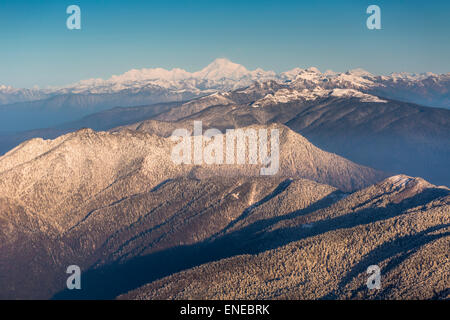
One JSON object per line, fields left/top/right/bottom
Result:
{"left": 306, "top": 67, "right": 321, "bottom": 73}
{"left": 193, "top": 58, "right": 250, "bottom": 80}
{"left": 112, "top": 67, "right": 191, "bottom": 82}
{"left": 60, "top": 58, "right": 277, "bottom": 94}
{"left": 347, "top": 68, "right": 374, "bottom": 78}
{"left": 389, "top": 72, "right": 441, "bottom": 82}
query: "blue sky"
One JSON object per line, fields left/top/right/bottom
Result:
{"left": 1, "top": 0, "right": 449, "bottom": 88}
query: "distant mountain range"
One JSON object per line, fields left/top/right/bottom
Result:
{"left": 1, "top": 58, "right": 449, "bottom": 131}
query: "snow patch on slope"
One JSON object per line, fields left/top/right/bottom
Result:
{"left": 252, "top": 87, "right": 386, "bottom": 107}
{"left": 330, "top": 89, "right": 387, "bottom": 103}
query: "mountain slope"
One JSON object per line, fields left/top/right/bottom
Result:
{"left": 0, "top": 121, "right": 446, "bottom": 300}
{"left": 120, "top": 175, "right": 450, "bottom": 300}
{"left": 147, "top": 89, "right": 450, "bottom": 186}
{"left": 0, "top": 123, "right": 386, "bottom": 299}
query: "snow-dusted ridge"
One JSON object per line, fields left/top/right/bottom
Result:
{"left": 252, "top": 87, "right": 387, "bottom": 107}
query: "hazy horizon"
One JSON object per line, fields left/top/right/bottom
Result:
{"left": 1, "top": 0, "right": 450, "bottom": 88}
